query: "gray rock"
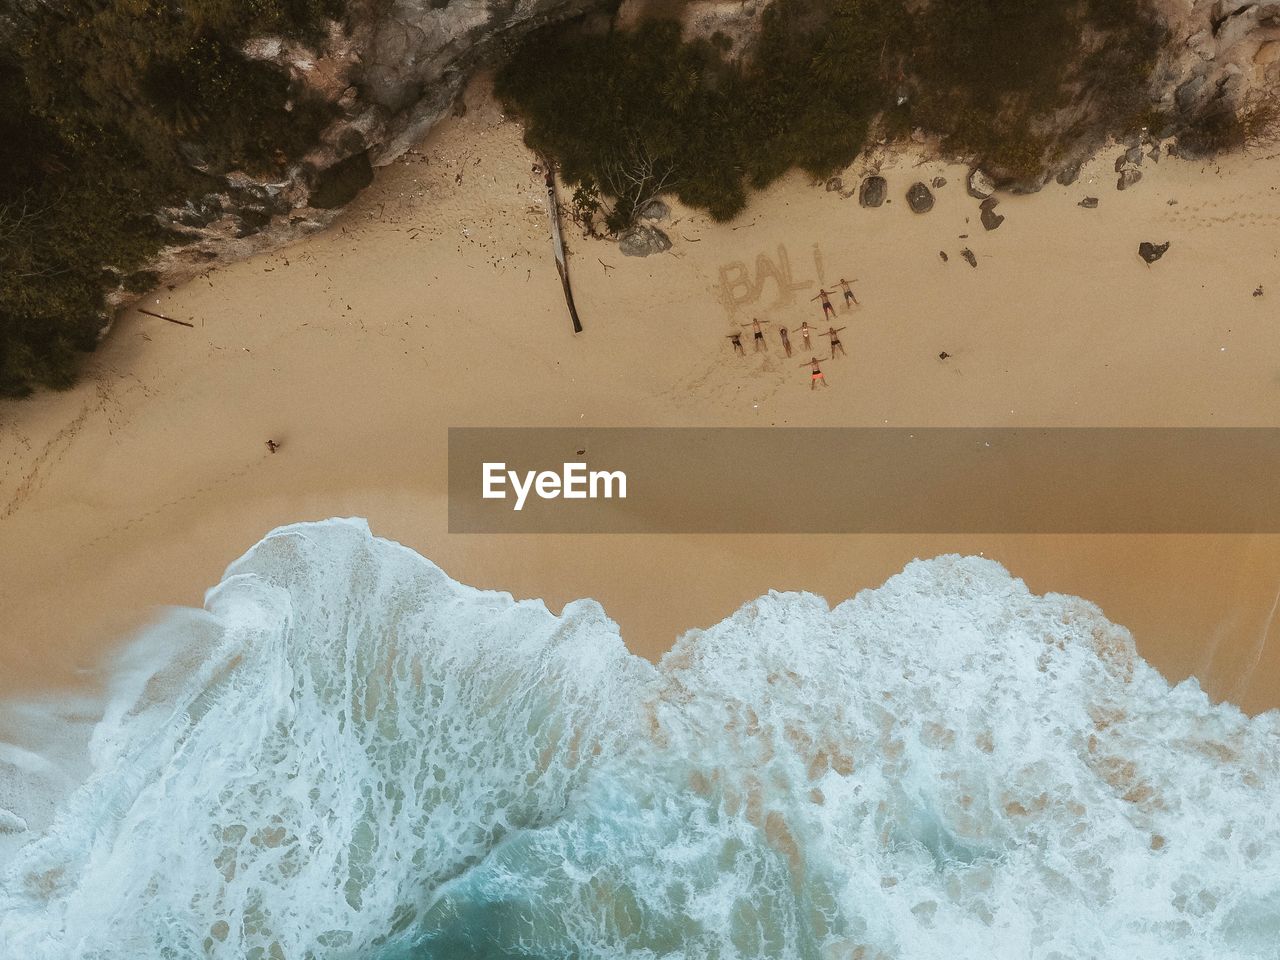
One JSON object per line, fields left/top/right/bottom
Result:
{"left": 906, "top": 181, "right": 935, "bottom": 213}
{"left": 931, "top": 176, "right": 947, "bottom": 189}
{"left": 640, "top": 199, "right": 670, "bottom": 221}
{"left": 31, "top": 0, "right": 610, "bottom": 317}
{"left": 967, "top": 168, "right": 996, "bottom": 199}
{"left": 1176, "top": 75, "right": 1208, "bottom": 113}
{"left": 619, "top": 224, "right": 672, "bottom": 257}
{"left": 1117, "top": 168, "right": 1144, "bottom": 190}
{"left": 1138, "top": 241, "right": 1170, "bottom": 264}
{"left": 979, "top": 197, "right": 1004, "bottom": 231}
{"left": 1079, "top": 196, "right": 1100, "bottom": 209}
{"left": 309, "top": 151, "right": 374, "bottom": 209}
{"left": 960, "top": 248, "right": 977, "bottom": 268}
{"left": 859, "top": 175, "right": 888, "bottom": 208}
{"left": 825, "top": 176, "right": 844, "bottom": 193}
{"left": 1126, "top": 145, "right": 1145, "bottom": 166}
{"left": 1055, "top": 161, "right": 1082, "bottom": 186}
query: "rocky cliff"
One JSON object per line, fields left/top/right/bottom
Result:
{"left": 128, "top": 0, "right": 606, "bottom": 305}
{"left": 12, "top": 0, "right": 1280, "bottom": 320}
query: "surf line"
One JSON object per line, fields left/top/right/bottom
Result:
{"left": 543, "top": 158, "right": 583, "bottom": 334}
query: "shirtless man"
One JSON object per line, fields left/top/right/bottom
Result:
{"left": 801, "top": 356, "right": 829, "bottom": 389}
{"left": 778, "top": 326, "right": 792, "bottom": 357}
{"left": 838, "top": 278, "right": 859, "bottom": 306}
{"left": 741, "top": 317, "right": 770, "bottom": 352}
{"left": 825, "top": 326, "right": 847, "bottom": 357}
{"left": 727, "top": 331, "right": 745, "bottom": 355}
{"left": 811, "top": 289, "right": 837, "bottom": 320}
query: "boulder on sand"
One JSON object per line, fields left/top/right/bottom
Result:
{"left": 859, "top": 175, "right": 888, "bottom": 208}
{"left": 906, "top": 181, "right": 935, "bottom": 213}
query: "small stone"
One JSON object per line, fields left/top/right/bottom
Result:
{"left": 960, "top": 248, "right": 977, "bottom": 268}
{"left": 619, "top": 224, "right": 672, "bottom": 257}
{"left": 1126, "top": 145, "right": 1144, "bottom": 166}
{"left": 825, "top": 176, "right": 843, "bottom": 193}
{"left": 859, "top": 175, "right": 888, "bottom": 208}
{"left": 967, "top": 168, "right": 996, "bottom": 199}
{"left": 931, "top": 176, "right": 947, "bottom": 189}
{"left": 1117, "top": 168, "right": 1144, "bottom": 191}
{"left": 939, "top": 251, "right": 949, "bottom": 263}
{"left": 1055, "top": 161, "right": 1082, "bottom": 186}
{"left": 906, "top": 181, "right": 935, "bottom": 213}
{"left": 1138, "top": 241, "right": 1170, "bottom": 264}
{"left": 1079, "top": 196, "right": 1099, "bottom": 209}
{"left": 979, "top": 196, "right": 1004, "bottom": 231}
{"left": 939, "top": 351, "right": 951, "bottom": 360}
{"left": 1253, "top": 285, "right": 1264, "bottom": 297}
{"left": 640, "top": 199, "right": 670, "bottom": 221}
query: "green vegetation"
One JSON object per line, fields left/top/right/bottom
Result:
{"left": 0, "top": 0, "right": 341, "bottom": 396}
{"left": 497, "top": 0, "right": 1167, "bottom": 233}
{"left": 1178, "top": 95, "right": 1280, "bottom": 157}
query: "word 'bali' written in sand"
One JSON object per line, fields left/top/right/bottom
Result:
{"left": 719, "top": 244, "right": 827, "bottom": 317}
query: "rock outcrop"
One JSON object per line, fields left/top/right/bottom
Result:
{"left": 46, "top": 0, "right": 1280, "bottom": 315}
{"left": 73, "top": 0, "right": 609, "bottom": 310}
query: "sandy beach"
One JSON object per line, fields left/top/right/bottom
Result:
{"left": 2, "top": 77, "right": 1279, "bottom": 714}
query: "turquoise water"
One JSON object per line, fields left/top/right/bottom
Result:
{"left": 1, "top": 518, "right": 1277, "bottom": 959}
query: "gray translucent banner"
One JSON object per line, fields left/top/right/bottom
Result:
{"left": 448, "top": 428, "right": 1280, "bottom": 533}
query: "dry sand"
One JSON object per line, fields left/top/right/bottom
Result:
{"left": 2, "top": 78, "right": 1279, "bottom": 713}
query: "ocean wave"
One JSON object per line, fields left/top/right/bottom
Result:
{"left": 1, "top": 518, "right": 1277, "bottom": 959}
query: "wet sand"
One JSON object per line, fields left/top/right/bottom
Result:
{"left": 2, "top": 79, "right": 1279, "bottom": 713}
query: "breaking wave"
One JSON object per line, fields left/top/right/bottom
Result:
{"left": 1, "top": 518, "right": 1277, "bottom": 959}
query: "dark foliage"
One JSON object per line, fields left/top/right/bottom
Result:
{"left": 0, "top": 0, "right": 342, "bottom": 396}
{"left": 497, "top": 0, "right": 1168, "bottom": 232}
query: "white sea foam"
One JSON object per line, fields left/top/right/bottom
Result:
{"left": 1, "top": 519, "right": 1277, "bottom": 959}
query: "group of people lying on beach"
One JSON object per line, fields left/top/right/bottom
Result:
{"left": 725, "top": 278, "right": 858, "bottom": 389}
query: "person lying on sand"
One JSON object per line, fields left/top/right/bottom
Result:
{"left": 727, "top": 332, "right": 745, "bottom": 355}
{"left": 265, "top": 439, "right": 280, "bottom": 453}
{"left": 797, "top": 321, "right": 815, "bottom": 351}
{"left": 801, "top": 356, "right": 829, "bottom": 389}
{"left": 741, "top": 317, "right": 770, "bottom": 351}
{"left": 778, "top": 326, "right": 792, "bottom": 357}
{"left": 825, "top": 326, "right": 847, "bottom": 357}
{"left": 811, "top": 289, "right": 837, "bottom": 319}
{"left": 838, "top": 278, "right": 859, "bottom": 306}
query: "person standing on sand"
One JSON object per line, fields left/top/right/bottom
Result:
{"left": 801, "top": 356, "right": 829, "bottom": 389}
{"left": 825, "top": 326, "right": 847, "bottom": 357}
{"left": 797, "top": 321, "right": 815, "bottom": 351}
{"left": 727, "top": 332, "right": 745, "bottom": 355}
{"left": 838, "top": 278, "right": 859, "bottom": 306}
{"left": 742, "top": 317, "right": 770, "bottom": 352}
{"left": 266, "top": 439, "right": 280, "bottom": 453}
{"left": 811, "top": 289, "right": 837, "bottom": 320}
{"left": 779, "top": 326, "right": 792, "bottom": 357}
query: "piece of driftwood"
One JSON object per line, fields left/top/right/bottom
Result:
{"left": 543, "top": 161, "right": 583, "bottom": 334}
{"left": 138, "top": 307, "right": 194, "bottom": 328}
